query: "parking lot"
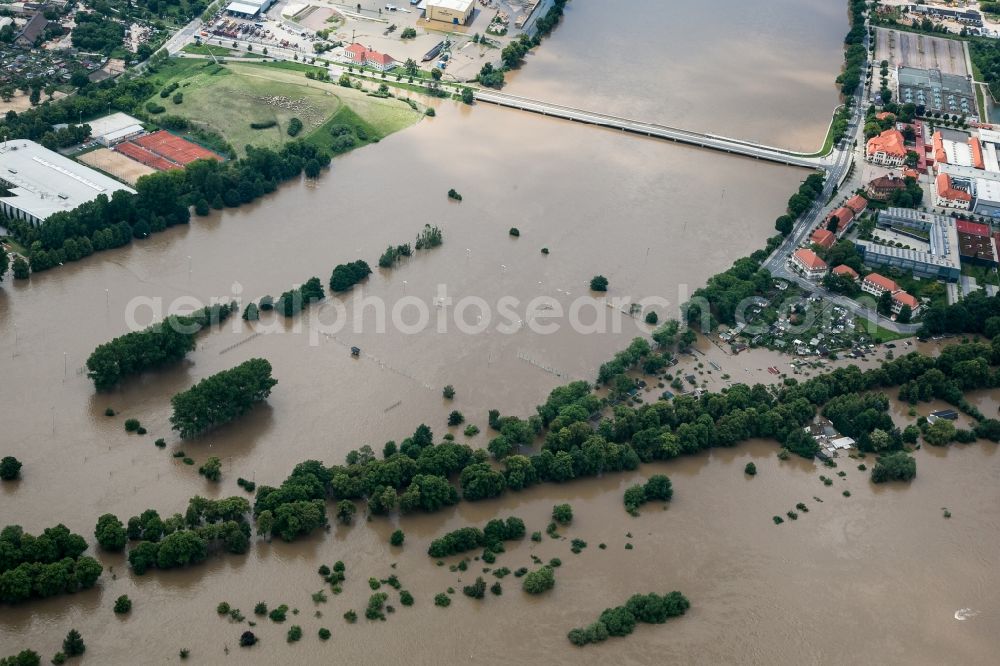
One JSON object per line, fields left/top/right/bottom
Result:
{"left": 193, "top": 0, "right": 551, "bottom": 81}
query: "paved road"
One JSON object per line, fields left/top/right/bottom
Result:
{"left": 164, "top": 19, "right": 204, "bottom": 55}
{"left": 762, "top": 14, "right": 921, "bottom": 336}
{"left": 473, "top": 89, "right": 825, "bottom": 169}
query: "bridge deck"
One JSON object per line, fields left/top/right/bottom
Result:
{"left": 473, "top": 90, "right": 825, "bottom": 170}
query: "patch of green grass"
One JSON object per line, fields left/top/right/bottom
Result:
{"left": 854, "top": 318, "right": 912, "bottom": 344}
{"left": 142, "top": 60, "right": 421, "bottom": 156}
{"left": 961, "top": 262, "right": 1000, "bottom": 287}
{"left": 182, "top": 43, "right": 235, "bottom": 57}
{"left": 255, "top": 59, "right": 329, "bottom": 75}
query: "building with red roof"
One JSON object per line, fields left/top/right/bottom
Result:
{"left": 832, "top": 265, "right": 859, "bottom": 280}
{"left": 822, "top": 206, "right": 856, "bottom": 234}
{"left": 956, "top": 219, "right": 991, "bottom": 237}
{"left": 935, "top": 173, "right": 972, "bottom": 210}
{"left": 932, "top": 131, "right": 947, "bottom": 164}
{"left": 343, "top": 43, "right": 397, "bottom": 71}
{"left": 810, "top": 228, "right": 836, "bottom": 249}
{"left": 791, "top": 248, "right": 828, "bottom": 280}
{"left": 969, "top": 136, "right": 985, "bottom": 170}
{"left": 891, "top": 290, "right": 920, "bottom": 316}
{"left": 902, "top": 167, "right": 920, "bottom": 179}
{"left": 845, "top": 194, "right": 868, "bottom": 216}
{"left": 861, "top": 272, "right": 899, "bottom": 297}
{"left": 875, "top": 111, "right": 896, "bottom": 121}
{"left": 866, "top": 129, "right": 907, "bottom": 167}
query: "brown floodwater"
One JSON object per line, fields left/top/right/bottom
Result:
{"left": 2, "top": 3, "right": 999, "bottom": 663}
{"left": 504, "top": 0, "right": 849, "bottom": 152}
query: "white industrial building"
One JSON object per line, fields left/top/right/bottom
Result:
{"left": 226, "top": 0, "right": 273, "bottom": 17}
{"left": 425, "top": 0, "right": 474, "bottom": 25}
{"left": 0, "top": 140, "right": 136, "bottom": 226}
{"left": 85, "top": 112, "right": 146, "bottom": 147}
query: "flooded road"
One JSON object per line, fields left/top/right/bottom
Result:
{"left": 3, "top": 2, "right": 999, "bottom": 664}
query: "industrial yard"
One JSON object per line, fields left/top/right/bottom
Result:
{"left": 875, "top": 27, "right": 971, "bottom": 76}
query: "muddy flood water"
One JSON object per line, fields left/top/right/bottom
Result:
{"left": 2, "top": 2, "right": 1000, "bottom": 664}
{"left": 505, "top": 0, "right": 849, "bottom": 152}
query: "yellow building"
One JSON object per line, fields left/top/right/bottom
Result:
{"left": 426, "top": 0, "right": 474, "bottom": 25}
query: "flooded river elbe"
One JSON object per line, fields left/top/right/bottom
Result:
{"left": 2, "top": 2, "right": 999, "bottom": 663}
{"left": 504, "top": 0, "right": 849, "bottom": 152}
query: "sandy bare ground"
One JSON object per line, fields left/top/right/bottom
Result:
{"left": 0, "top": 90, "right": 67, "bottom": 114}
{"left": 77, "top": 148, "right": 156, "bottom": 186}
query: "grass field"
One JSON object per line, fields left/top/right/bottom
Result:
{"left": 144, "top": 59, "right": 423, "bottom": 155}
{"left": 181, "top": 43, "right": 235, "bottom": 57}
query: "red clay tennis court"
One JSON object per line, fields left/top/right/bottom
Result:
{"left": 114, "top": 141, "right": 179, "bottom": 172}
{"left": 131, "top": 131, "right": 222, "bottom": 166}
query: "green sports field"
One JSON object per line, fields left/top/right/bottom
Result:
{"left": 144, "top": 59, "right": 423, "bottom": 155}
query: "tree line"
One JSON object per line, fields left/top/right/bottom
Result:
{"left": 4, "top": 141, "right": 331, "bottom": 278}
{"left": 427, "top": 516, "right": 525, "bottom": 558}
{"left": 475, "top": 0, "right": 569, "bottom": 89}
{"left": 253, "top": 333, "right": 1000, "bottom": 540}
{"left": 85, "top": 302, "right": 237, "bottom": 390}
{"left": 836, "top": 0, "right": 867, "bottom": 96}
{"left": 567, "top": 591, "right": 690, "bottom": 646}
{"left": 170, "top": 358, "right": 278, "bottom": 439}
{"left": 0, "top": 524, "right": 102, "bottom": 604}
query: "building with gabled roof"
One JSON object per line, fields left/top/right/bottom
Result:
{"left": 832, "top": 265, "right": 859, "bottom": 280}
{"left": 810, "top": 228, "right": 836, "bottom": 250}
{"left": 861, "top": 272, "right": 899, "bottom": 297}
{"left": 935, "top": 173, "right": 972, "bottom": 210}
{"left": 845, "top": 194, "right": 868, "bottom": 216}
{"left": 343, "top": 42, "right": 396, "bottom": 71}
{"left": 823, "top": 206, "right": 856, "bottom": 235}
{"left": 866, "top": 174, "right": 907, "bottom": 201}
{"left": 791, "top": 248, "right": 828, "bottom": 280}
{"left": 891, "top": 290, "right": 920, "bottom": 316}
{"left": 14, "top": 12, "right": 47, "bottom": 47}
{"left": 867, "top": 128, "right": 907, "bottom": 167}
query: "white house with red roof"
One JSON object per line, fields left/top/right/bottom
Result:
{"left": 861, "top": 272, "right": 920, "bottom": 317}
{"left": 343, "top": 43, "right": 397, "bottom": 71}
{"left": 810, "top": 228, "right": 836, "bottom": 250}
{"left": 861, "top": 272, "right": 899, "bottom": 297}
{"left": 832, "top": 265, "right": 859, "bottom": 281}
{"left": 866, "top": 128, "right": 907, "bottom": 167}
{"left": 934, "top": 173, "right": 972, "bottom": 210}
{"left": 791, "top": 248, "right": 828, "bottom": 280}
{"left": 891, "top": 290, "right": 920, "bottom": 316}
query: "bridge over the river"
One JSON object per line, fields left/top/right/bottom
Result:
{"left": 473, "top": 90, "right": 829, "bottom": 170}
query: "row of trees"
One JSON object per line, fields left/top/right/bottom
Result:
{"left": 567, "top": 591, "right": 690, "bottom": 646}
{"left": 5, "top": 138, "right": 331, "bottom": 278}
{"left": 918, "top": 291, "right": 1000, "bottom": 339}
{"left": 254, "top": 332, "right": 1000, "bottom": 538}
{"left": 426, "top": 516, "right": 525, "bottom": 557}
{"left": 474, "top": 0, "right": 569, "bottom": 88}
{"left": 0, "top": 525, "right": 102, "bottom": 604}
{"left": 85, "top": 302, "right": 237, "bottom": 390}
{"left": 169, "top": 358, "right": 278, "bottom": 438}
{"left": 836, "top": 0, "right": 868, "bottom": 96}
{"left": 775, "top": 172, "right": 827, "bottom": 235}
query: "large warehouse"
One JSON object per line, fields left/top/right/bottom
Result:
{"left": 425, "top": 0, "right": 474, "bottom": 25}
{"left": 85, "top": 112, "right": 145, "bottom": 147}
{"left": 0, "top": 140, "right": 136, "bottom": 226}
